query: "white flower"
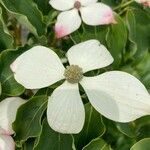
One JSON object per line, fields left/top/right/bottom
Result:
{"left": 0, "top": 97, "right": 26, "bottom": 150}
{"left": 10, "top": 40, "right": 150, "bottom": 134}
{"left": 49, "top": 0, "right": 116, "bottom": 38}
{"left": 135, "top": 0, "right": 150, "bottom": 7}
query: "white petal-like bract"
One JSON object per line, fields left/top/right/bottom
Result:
{"left": 55, "top": 9, "right": 81, "bottom": 38}
{"left": 78, "top": 0, "right": 98, "bottom": 6}
{"left": 0, "top": 127, "right": 5, "bottom": 135}
{"left": 80, "top": 71, "right": 150, "bottom": 122}
{"left": 11, "top": 46, "right": 65, "bottom": 89}
{"left": 0, "top": 135, "right": 15, "bottom": 150}
{"left": 49, "top": 0, "right": 74, "bottom": 11}
{"left": 80, "top": 3, "right": 116, "bottom": 25}
{"left": 0, "top": 97, "right": 25, "bottom": 135}
{"left": 47, "top": 81, "right": 85, "bottom": 134}
{"left": 67, "top": 40, "right": 113, "bottom": 73}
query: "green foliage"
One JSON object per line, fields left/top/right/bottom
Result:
{"left": 0, "top": 48, "right": 26, "bottom": 97}
{"left": 131, "top": 138, "right": 150, "bottom": 150}
{"left": 0, "top": 0, "right": 46, "bottom": 36}
{"left": 34, "top": 119, "right": 75, "bottom": 150}
{"left": 106, "top": 13, "right": 127, "bottom": 68}
{"left": 13, "top": 95, "right": 48, "bottom": 146}
{"left": 0, "top": 7, "right": 13, "bottom": 51}
{"left": 0, "top": 0, "right": 150, "bottom": 149}
{"left": 82, "top": 137, "right": 111, "bottom": 150}
{"left": 74, "top": 103, "right": 105, "bottom": 149}
{"left": 126, "top": 8, "right": 150, "bottom": 59}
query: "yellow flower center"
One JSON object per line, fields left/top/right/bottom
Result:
{"left": 64, "top": 65, "right": 83, "bottom": 84}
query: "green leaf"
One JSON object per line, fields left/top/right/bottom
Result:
{"left": 121, "top": 51, "right": 150, "bottom": 89}
{"left": 71, "top": 25, "right": 108, "bottom": 45}
{"left": 74, "top": 103, "right": 105, "bottom": 149}
{"left": 102, "top": 119, "right": 135, "bottom": 150}
{"left": 33, "top": 0, "right": 51, "bottom": 15}
{"left": 134, "top": 52, "right": 150, "bottom": 89}
{"left": 106, "top": 13, "right": 127, "bottom": 68}
{"left": 116, "top": 122, "right": 137, "bottom": 138}
{"left": 0, "top": 0, "right": 46, "bottom": 36}
{"left": 22, "top": 138, "right": 35, "bottom": 150}
{"left": 0, "top": 7, "right": 13, "bottom": 51}
{"left": 13, "top": 95, "right": 48, "bottom": 145}
{"left": 135, "top": 116, "right": 150, "bottom": 128}
{"left": 101, "top": 0, "right": 121, "bottom": 8}
{"left": 34, "top": 119, "right": 75, "bottom": 150}
{"left": 125, "top": 8, "right": 150, "bottom": 60}
{"left": 83, "top": 137, "right": 112, "bottom": 150}
{"left": 135, "top": 116, "right": 150, "bottom": 140}
{"left": 0, "top": 82, "right": 1, "bottom": 95}
{"left": 0, "top": 48, "right": 26, "bottom": 96}
{"left": 130, "top": 138, "right": 150, "bottom": 150}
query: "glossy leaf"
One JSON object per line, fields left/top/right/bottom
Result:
{"left": 74, "top": 103, "right": 105, "bottom": 149}
{"left": 71, "top": 25, "right": 108, "bottom": 46}
{"left": 0, "top": 0, "right": 46, "bottom": 36}
{"left": 131, "top": 138, "right": 150, "bottom": 150}
{"left": 13, "top": 95, "right": 48, "bottom": 145}
{"left": 0, "top": 48, "right": 26, "bottom": 96}
{"left": 116, "top": 122, "right": 137, "bottom": 138}
{"left": 134, "top": 52, "right": 150, "bottom": 89}
{"left": 125, "top": 8, "right": 150, "bottom": 60}
{"left": 22, "top": 139, "right": 35, "bottom": 150}
{"left": 0, "top": 7, "right": 13, "bottom": 51}
{"left": 33, "top": 0, "right": 51, "bottom": 15}
{"left": 101, "top": 0, "right": 121, "bottom": 8}
{"left": 0, "top": 82, "right": 1, "bottom": 95}
{"left": 106, "top": 13, "right": 127, "bottom": 68}
{"left": 135, "top": 116, "right": 150, "bottom": 140}
{"left": 34, "top": 119, "right": 75, "bottom": 150}
{"left": 83, "top": 137, "right": 112, "bottom": 150}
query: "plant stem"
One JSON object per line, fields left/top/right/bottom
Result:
{"left": 113, "top": 0, "right": 134, "bottom": 11}
{"left": 69, "top": 35, "right": 77, "bottom": 44}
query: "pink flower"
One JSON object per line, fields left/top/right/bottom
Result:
{"left": 49, "top": 0, "right": 116, "bottom": 38}
{"left": 135, "top": 0, "right": 150, "bottom": 7}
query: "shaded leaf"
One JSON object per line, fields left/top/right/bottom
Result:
{"left": 125, "top": 8, "right": 150, "bottom": 60}
{"left": 22, "top": 138, "right": 35, "bottom": 150}
{"left": 102, "top": 0, "right": 121, "bottom": 8}
{"left": 106, "top": 13, "right": 127, "bottom": 68}
{"left": 33, "top": 0, "right": 51, "bottom": 15}
{"left": 0, "top": 48, "right": 26, "bottom": 97}
{"left": 34, "top": 119, "right": 75, "bottom": 150}
{"left": 74, "top": 103, "right": 105, "bottom": 149}
{"left": 0, "top": 7, "right": 13, "bottom": 51}
{"left": 83, "top": 137, "right": 112, "bottom": 150}
{"left": 13, "top": 95, "right": 48, "bottom": 145}
{"left": 71, "top": 25, "right": 108, "bottom": 45}
{"left": 130, "top": 138, "right": 150, "bottom": 150}
{"left": 0, "top": 82, "right": 1, "bottom": 95}
{"left": 0, "top": 0, "right": 46, "bottom": 36}
{"left": 116, "top": 122, "right": 137, "bottom": 138}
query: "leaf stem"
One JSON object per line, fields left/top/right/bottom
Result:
{"left": 69, "top": 35, "right": 77, "bottom": 44}
{"left": 113, "top": 0, "right": 134, "bottom": 11}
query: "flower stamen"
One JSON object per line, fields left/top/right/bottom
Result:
{"left": 74, "top": 1, "right": 81, "bottom": 9}
{"left": 64, "top": 65, "right": 83, "bottom": 84}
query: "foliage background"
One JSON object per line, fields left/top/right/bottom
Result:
{"left": 0, "top": 0, "right": 150, "bottom": 149}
